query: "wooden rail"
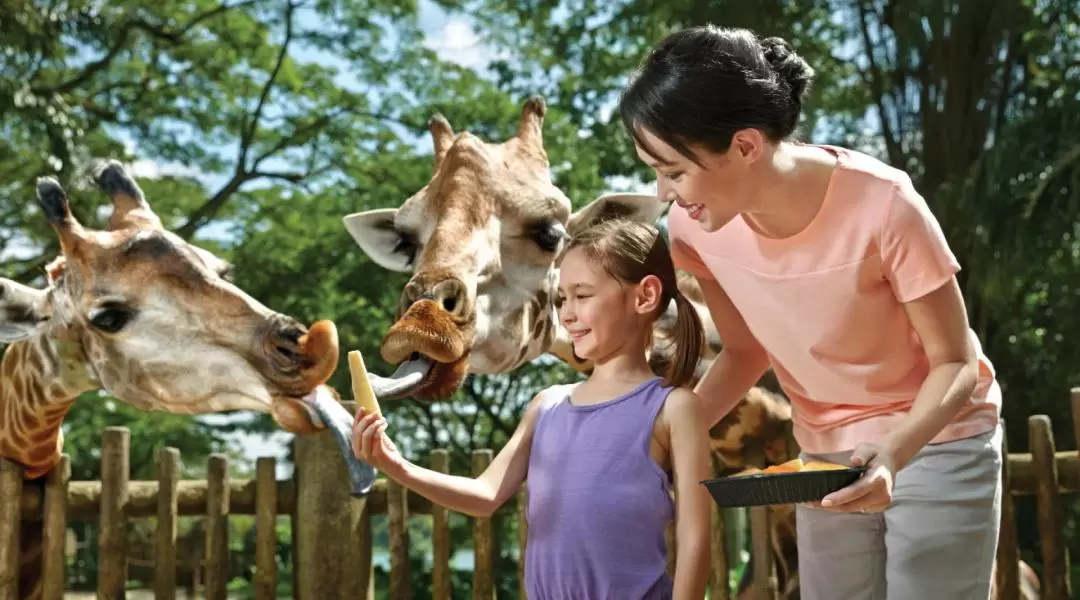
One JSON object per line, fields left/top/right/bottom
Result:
{"left": 1, "top": 395, "right": 1079, "bottom": 600}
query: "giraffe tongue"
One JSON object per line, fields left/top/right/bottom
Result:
{"left": 364, "top": 356, "right": 432, "bottom": 400}
{"left": 294, "top": 357, "right": 432, "bottom": 497}
{"left": 304, "top": 385, "right": 379, "bottom": 496}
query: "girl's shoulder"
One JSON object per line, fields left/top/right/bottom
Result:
{"left": 532, "top": 382, "right": 578, "bottom": 411}
{"left": 657, "top": 387, "right": 706, "bottom": 431}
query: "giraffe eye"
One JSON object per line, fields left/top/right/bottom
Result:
{"left": 89, "top": 303, "right": 135, "bottom": 333}
{"left": 531, "top": 220, "right": 566, "bottom": 253}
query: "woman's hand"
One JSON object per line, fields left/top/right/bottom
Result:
{"left": 351, "top": 408, "right": 405, "bottom": 475}
{"left": 808, "top": 443, "right": 897, "bottom": 513}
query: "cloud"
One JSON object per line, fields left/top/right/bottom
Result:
{"left": 424, "top": 17, "right": 496, "bottom": 70}
{"left": 419, "top": 2, "right": 509, "bottom": 72}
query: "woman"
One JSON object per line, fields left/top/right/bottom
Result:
{"left": 618, "top": 25, "right": 1002, "bottom": 600}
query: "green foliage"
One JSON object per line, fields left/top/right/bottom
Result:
{"left": 3, "top": 0, "right": 1078, "bottom": 595}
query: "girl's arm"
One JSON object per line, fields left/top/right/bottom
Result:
{"left": 352, "top": 390, "right": 550, "bottom": 517}
{"left": 664, "top": 388, "right": 713, "bottom": 600}
{"left": 693, "top": 276, "right": 772, "bottom": 426}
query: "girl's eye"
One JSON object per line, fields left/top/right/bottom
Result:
{"left": 665, "top": 172, "right": 684, "bottom": 181}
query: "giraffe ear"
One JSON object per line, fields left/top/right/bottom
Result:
{"left": 0, "top": 279, "right": 50, "bottom": 343}
{"left": 567, "top": 193, "right": 665, "bottom": 235}
{"left": 342, "top": 208, "right": 417, "bottom": 273}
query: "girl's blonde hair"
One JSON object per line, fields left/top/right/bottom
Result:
{"left": 556, "top": 218, "right": 705, "bottom": 388}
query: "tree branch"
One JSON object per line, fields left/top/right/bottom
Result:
{"left": 30, "top": 2, "right": 258, "bottom": 97}
{"left": 855, "top": 0, "right": 904, "bottom": 168}
{"left": 239, "top": 1, "right": 297, "bottom": 167}
{"left": 173, "top": 169, "right": 251, "bottom": 239}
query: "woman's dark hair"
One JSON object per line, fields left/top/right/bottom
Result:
{"left": 556, "top": 218, "right": 705, "bottom": 388}
{"left": 620, "top": 25, "right": 815, "bottom": 165}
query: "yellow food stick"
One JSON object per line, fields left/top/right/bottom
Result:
{"left": 348, "top": 350, "right": 382, "bottom": 418}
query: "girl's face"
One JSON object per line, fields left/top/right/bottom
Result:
{"left": 556, "top": 247, "right": 659, "bottom": 362}
{"left": 633, "top": 126, "right": 768, "bottom": 233}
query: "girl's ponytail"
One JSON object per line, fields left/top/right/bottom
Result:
{"left": 666, "top": 289, "right": 705, "bottom": 388}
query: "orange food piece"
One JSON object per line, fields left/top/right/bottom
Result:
{"left": 726, "top": 458, "right": 851, "bottom": 479}
{"left": 801, "top": 461, "right": 850, "bottom": 471}
{"left": 758, "top": 458, "right": 851, "bottom": 474}
{"left": 730, "top": 467, "right": 763, "bottom": 477}
{"left": 763, "top": 458, "right": 803, "bottom": 474}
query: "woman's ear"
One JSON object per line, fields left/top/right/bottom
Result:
{"left": 731, "top": 128, "right": 767, "bottom": 164}
{"left": 635, "top": 275, "right": 664, "bottom": 314}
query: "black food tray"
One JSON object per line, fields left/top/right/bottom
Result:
{"left": 701, "top": 467, "right": 866, "bottom": 508}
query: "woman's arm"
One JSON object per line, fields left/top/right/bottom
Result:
{"left": 819, "top": 277, "right": 979, "bottom": 512}
{"left": 883, "top": 277, "right": 979, "bottom": 468}
{"left": 693, "top": 276, "right": 772, "bottom": 426}
{"left": 353, "top": 390, "right": 549, "bottom": 517}
{"left": 665, "top": 388, "right": 713, "bottom": 600}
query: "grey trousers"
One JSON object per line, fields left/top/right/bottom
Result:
{"left": 795, "top": 425, "right": 1003, "bottom": 600}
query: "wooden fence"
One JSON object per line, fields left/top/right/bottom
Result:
{"left": 2, "top": 391, "right": 1079, "bottom": 600}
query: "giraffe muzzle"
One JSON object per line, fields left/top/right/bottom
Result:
{"left": 377, "top": 297, "right": 473, "bottom": 401}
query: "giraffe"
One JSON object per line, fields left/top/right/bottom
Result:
{"left": 340, "top": 94, "right": 797, "bottom": 584}
{"left": 342, "top": 96, "right": 1038, "bottom": 600}
{"left": 0, "top": 161, "right": 342, "bottom": 599}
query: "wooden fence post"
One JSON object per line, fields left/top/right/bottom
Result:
{"left": 472, "top": 449, "right": 495, "bottom": 600}
{"left": 745, "top": 444, "right": 776, "bottom": 600}
{"left": 386, "top": 477, "right": 410, "bottom": 599}
{"left": 431, "top": 450, "right": 452, "bottom": 600}
{"left": 204, "top": 454, "right": 230, "bottom": 600}
{"left": 98, "top": 426, "right": 129, "bottom": 600}
{"left": 1029, "top": 415, "right": 1070, "bottom": 600}
{"left": 0, "top": 459, "right": 23, "bottom": 600}
{"left": 710, "top": 455, "right": 731, "bottom": 600}
{"left": 293, "top": 430, "right": 366, "bottom": 600}
{"left": 255, "top": 456, "right": 278, "bottom": 600}
{"left": 42, "top": 455, "right": 70, "bottom": 600}
{"left": 155, "top": 448, "right": 180, "bottom": 600}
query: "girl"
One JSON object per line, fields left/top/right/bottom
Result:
{"left": 618, "top": 25, "right": 1003, "bottom": 600}
{"left": 352, "top": 219, "right": 713, "bottom": 599}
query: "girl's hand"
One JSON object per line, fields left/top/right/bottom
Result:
{"left": 808, "top": 442, "right": 897, "bottom": 513}
{"left": 351, "top": 408, "right": 405, "bottom": 475}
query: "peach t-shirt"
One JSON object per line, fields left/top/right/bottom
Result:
{"left": 668, "top": 145, "right": 1001, "bottom": 454}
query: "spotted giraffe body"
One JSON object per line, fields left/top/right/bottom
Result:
{"left": 1, "top": 162, "right": 340, "bottom": 599}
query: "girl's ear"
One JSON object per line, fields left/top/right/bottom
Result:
{"left": 634, "top": 275, "right": 664, "bottom": 315}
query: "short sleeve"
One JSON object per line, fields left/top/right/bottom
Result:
{"left": 666, "top": 206, "right": 716, "bottom": 281}
{"left": 880, "top": 176, "right": 960, "bottom": 303}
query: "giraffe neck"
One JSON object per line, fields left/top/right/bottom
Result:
{"left": 0, "top": 327, "right": 98, "bottom": 479}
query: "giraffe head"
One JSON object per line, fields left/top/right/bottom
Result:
{"left": 0, "top": 161, "right": 338, "bottom": 433}
{"left": 343, "top": 97, "right": 665, "bottom": 400}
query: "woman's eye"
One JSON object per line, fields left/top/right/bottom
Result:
{"left": 665, "top": 172, "right": 684, "bottom": 181}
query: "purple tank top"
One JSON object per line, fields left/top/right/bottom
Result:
{"left": 524, "top": 376, "right": 675, "bottom": 599}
